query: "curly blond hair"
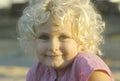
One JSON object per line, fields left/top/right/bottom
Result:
{"left": 17, "top": 0, "right": 105, "bottom": 55}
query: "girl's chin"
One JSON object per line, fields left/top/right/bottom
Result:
{"left": 43, "top": 60, "right": 65, "bottom": 69}
{"left": 48, "top": 64, "right": 66, "bottom": 70}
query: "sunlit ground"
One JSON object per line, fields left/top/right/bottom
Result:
{"left": 0, "top": 66, "right": 28, "bottom": 81}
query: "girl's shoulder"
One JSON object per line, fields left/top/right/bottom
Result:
{"left": 26, "top": 62, "right": 48, "bottom": 81}
{"left": 26, "top": 63, "right": 38, "bottom": 81}
{"left": 73, "top": 52, "right": 113, "bottom": 81}
{"left": 75, "top": 52, "right": 110, "bottom": 70}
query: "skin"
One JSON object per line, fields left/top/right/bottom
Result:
{"left": 88, "top": 71, "right": 111, "bottom": 81}
{"left": 34, "top": 18, "right": 79, "bottom": 70}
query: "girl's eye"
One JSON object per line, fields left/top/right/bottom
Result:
{"left": 59, "top": 35, "right": 69, "bottom": 41}
{"left": 39, "top": 35, "right": 49, "bottom": 40}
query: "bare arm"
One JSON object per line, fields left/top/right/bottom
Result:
{"left": 88, "top": 71, "right": 111, "bottom": 81}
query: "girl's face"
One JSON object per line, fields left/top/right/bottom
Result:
{"left": 34, "top": 18, "right": 79, "bottom": 70}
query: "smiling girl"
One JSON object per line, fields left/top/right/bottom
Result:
{"left": 17, "top": 0, "right": 114, "bottom": 81}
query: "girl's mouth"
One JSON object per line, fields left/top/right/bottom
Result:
{"left": 45, "top": 54, "right": 60, "bottom": 57}
{"left": 45, "top": 53, "right": 62, "bottom": 58}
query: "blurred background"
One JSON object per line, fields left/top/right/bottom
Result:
{"left": 0, "top": 0, "right": 120, "bottom": 81}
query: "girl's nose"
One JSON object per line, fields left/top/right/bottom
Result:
{"left": 48, "top": 38, "right": 60, "bottom": 52}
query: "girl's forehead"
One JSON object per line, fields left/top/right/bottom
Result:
{"left": 35, "top": 24, "right": 71, "bottom": 35}
{"left": 34, "top": 18, "right": 73, "bottom": 33}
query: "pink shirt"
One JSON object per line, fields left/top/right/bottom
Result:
{"left": 26, "top": 53, "right": 114, "bottom": 81}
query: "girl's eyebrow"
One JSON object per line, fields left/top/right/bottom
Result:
{"left": 35, "top": 32, "right": 49, "bottom": 38}
{"left": 38, "top": 32, "right": 49, "bottom": 35}
{"left": 37, "top": 31, "right": 71, "bottom": 37}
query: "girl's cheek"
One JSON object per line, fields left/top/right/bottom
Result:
{"left": 35, "top": 41, "right": 44, "bottom": 51}
{"left": 60, "top": 43, "right": 71, "bottom": 52}
{"left": 37, "top": 43, "right": 46, "bottom": 50}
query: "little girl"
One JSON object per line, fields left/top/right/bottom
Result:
{"left": 17, "top": 0, "right": 114, "bottom": 81}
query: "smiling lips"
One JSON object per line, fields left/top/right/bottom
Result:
{"left": 45, "top": 53, "right": 62, "bottom": 57}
